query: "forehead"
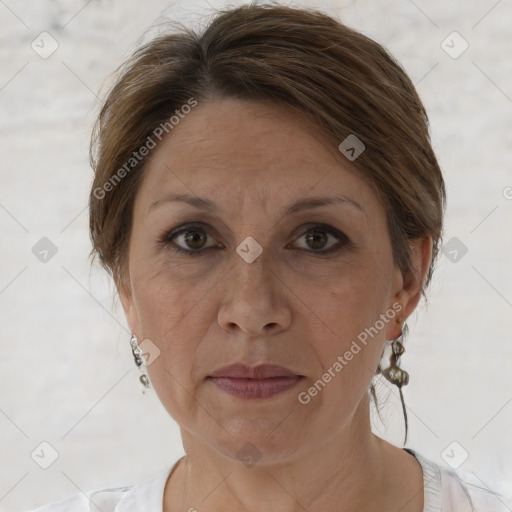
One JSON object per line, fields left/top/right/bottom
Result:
{"left": 136, "top": 99, "right": 378, "bottom": 217}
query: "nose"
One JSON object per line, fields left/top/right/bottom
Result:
{"left": 217, "top": 245, "right": 292, "bottom": 338}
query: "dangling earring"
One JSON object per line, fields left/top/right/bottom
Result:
{"left": 381, "top": 319, "right": 409, "bottom": 445}
{"left": 130, "top": 334, "right": 150, "bottom": 393}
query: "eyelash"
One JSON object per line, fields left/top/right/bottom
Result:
{"left": 159, "top": 222, "right": 351, "bottom": 257}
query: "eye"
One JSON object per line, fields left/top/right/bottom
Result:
{"left": 160, "top": 223, "right": 220, "bottom": 256}
{"left": 291, "top": 224, "right": 349, "bottom": 254}
{"left": 159, "top": 222, "right": 350, "bottom": 257}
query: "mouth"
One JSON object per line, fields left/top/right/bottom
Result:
{"left": 207, "top": 375, "right": 304, "bottom": 400}
{"left": 207, "top": 363, "right": 304, "bottom": 400}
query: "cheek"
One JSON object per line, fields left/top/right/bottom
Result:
{"left": 131, "top": 257, "right": 208, "bottom": 332}
{"left": 309, "top": 259, "right": 392, "bottom": 389}
{"left": 322, "top": 256, "right": 391, "bottom": 330}
{"left": 299, "top": 300, "right": 386, "bottom": 425}
{"left": 130, "top": 267, "right": 203, "bottom": 382}
{"left": 131, "top": 271, "right": 204, "bottom": 424}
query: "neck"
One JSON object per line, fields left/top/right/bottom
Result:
{"left": 163, "top": 399, "right": 420, "bottom": 512}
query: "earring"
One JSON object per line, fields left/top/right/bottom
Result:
{"left": 130, "top": 334, "right": 150, "bottom": 393}
{"left": 381, "top": 320, "right": 409, "bottom": 388}
{"left": 380, "top": 319, "right": 409, "bottom": 445}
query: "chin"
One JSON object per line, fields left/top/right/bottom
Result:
{"left": 207, "top": 416, "right": 305, "bottom": 467}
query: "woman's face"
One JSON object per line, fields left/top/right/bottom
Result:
{"left": 119, "top": 99, "right": 424, "bottom": 463}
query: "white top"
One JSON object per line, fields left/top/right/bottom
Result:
{"left": 28, "top": 449, "right": 511, "bottom": 512}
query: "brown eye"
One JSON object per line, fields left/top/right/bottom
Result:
{"left": 181, "top": 228, "right": 208, "bottom": 250}
{"left": 305, "top": 228, "right": 330, "bottom": 250}
{"left": 293, "top": 225, "right": 349, "bottom": 254}
{"left": 161, "top": 223, "right": 349, "bottom": 257}
{"left": 161, "top": 224, "right": 219, "bottom": 256}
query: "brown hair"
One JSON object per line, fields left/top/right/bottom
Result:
{"left": 89, "top": 3, "right": 446, "bottom": 420}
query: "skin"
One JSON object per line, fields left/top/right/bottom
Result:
{"left": 118, "top": 99, "right": 432, "bottom": 512}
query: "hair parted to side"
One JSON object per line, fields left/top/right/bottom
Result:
{"left": 89, "top": 3, "right": 446, "bottom": 420}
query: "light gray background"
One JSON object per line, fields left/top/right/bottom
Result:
{"left": 1, "top": 0, "right": 511, "bottom": 510}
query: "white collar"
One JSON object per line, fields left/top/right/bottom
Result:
{"left": 110, "top": 450, "right": 444, "bottom": 512}
{"left": 112, "top": 459, "right": 181, "bottom": 512}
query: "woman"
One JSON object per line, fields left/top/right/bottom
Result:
{"left": 31, "top": 3, "right": 509, "bottom": 511}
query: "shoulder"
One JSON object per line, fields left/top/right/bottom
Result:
{"left": 409, "top": 449, "right": 512, "bottom": 512}
{"left": 440, "top": 466, "right": 511, "bottom": 512}
{"left": 27, "top": 462, "right": 179, "bottom": 512}
{"left": 27, "top": 486, "right": 133, "bottom": 512}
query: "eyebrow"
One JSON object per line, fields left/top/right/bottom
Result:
{"left": 149, "top": 193, "right": 365, "bottom": 217}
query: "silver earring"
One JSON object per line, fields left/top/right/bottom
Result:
{"left": 379, "top": 319, "right": 409, "bottom": 445}
{"left": 130, "top": 334, "right": 150, "bottom": 393}
{"left": 381, "top": 321, "right": 409, "bottom": 388}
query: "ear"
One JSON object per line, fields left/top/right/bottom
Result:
{"left": 387, "top": 236, "right": 433, "bottom": 339}
{"left": 115, "top": 271, "right": 141, "bottom": 337}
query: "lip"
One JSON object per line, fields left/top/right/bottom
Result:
{"left": 208, "top": 376, "right": 303, "bottom": 400}
{"left": 208, "top": 364, "right": 304, "bottom": 400}
{"left": 209, "top": 363, "right": 300, "bottom": 379}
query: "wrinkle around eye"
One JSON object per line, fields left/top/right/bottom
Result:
{"left": 146, "top": 206, "right": 365, "bottom": 253}
{"left": 155, "top": 222, "right": 356, "bottom": 260}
